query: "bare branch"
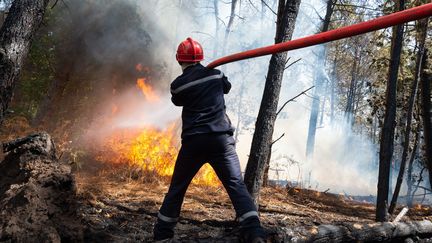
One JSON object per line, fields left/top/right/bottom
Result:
{"left": 335, "top": 3, "right": 381, "bottom": 12}
{"left": 247, "top": 0, "right": 260, "bottom": 12}
{"left": 285, "top": 58, "right": 302, "bottom": 70}
{"left": 51, "top": 0, "right": 59, "bottom": 9}
{"left": 261, "top": 0, "right": 276, "bottom": 16}
{"left": 276, "top": 86, "right": 315, "bottom": 116}
{"left": 271, "top": 133, "right": 285, "bottom": 145}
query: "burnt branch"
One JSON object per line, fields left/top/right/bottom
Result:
{"left": 271, "top": 133, "right": 285, "bottom": 145}
{"left": 276, "top": 86, "right": 315, "bottom": 116}
{"left": 261, "top": 0, "right": 276, "bottom": 15}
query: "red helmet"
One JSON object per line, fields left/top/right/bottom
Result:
{"left": 176, "top": 37, "right": 204, "bottom": 62}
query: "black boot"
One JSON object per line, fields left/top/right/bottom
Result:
{"left": 153, "top": 218, "right": 176, "bottom": 241}
{"left": 239, "top": 216, "right": 267, "bottom": 243}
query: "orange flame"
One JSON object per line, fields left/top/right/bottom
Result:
{"left": 95, "top": 68, "right": 220, "bottom": 187}
{"left": 137, "top": 78, "right": 159, "bottom": 102}
{"left": 96, "top": 124, "right": 220, "bottom": 187}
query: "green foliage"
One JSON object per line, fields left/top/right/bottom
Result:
{"left": 14, "top": 8, "right": 57, "bottom": 118}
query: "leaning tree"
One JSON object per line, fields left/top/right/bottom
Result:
{"left": 0, "top": 0, "right": 49, "bottom": 121}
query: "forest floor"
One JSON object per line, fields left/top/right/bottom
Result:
{"left": 1, "top": 116, "right": 431, "bottom": 242}
{"left": 75, "top": 165, "right": 432, "bottom": 242}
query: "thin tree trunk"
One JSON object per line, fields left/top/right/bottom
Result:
{"left": 420, "top": 47, "right": 432, "bottom": 191}
{"left": 376, "top": 0, "right": 405, "bottom": 222}
{"left": 0, "top": 0, "right": 49, "bottom": 121}
{"left": 388, "top": 17, "right": 428, "bottom": 215}
{"left": 407, "top": 128, "right": 420, "bottom": 208}
{"left": 345, "top": 45, "right": 359, "bottom": 124}
{"left": 330, "top": 52, "right": 337, "bottom": 124}
{"left": 244, "top": 0, "right": 301, "bottom": 207}
{"left": 319, "top": 81, "right": 327, "bottom": 126}
{"left": 234, "top": 81, "right": 245, "bottom": 143}
{"left": 213, "top": 0, "right": 220, "bottom": 58}
{"left": 262, "top": 146, "right": 272, "bottom": 187}
{"left": 221, "top": 0, "right": 238, "bottom": 56}
{"left": 305, "top": 0, "right": 335, "bottom": 157}
{"left": 372, "top": 116, "right": 377, "bottom": 144}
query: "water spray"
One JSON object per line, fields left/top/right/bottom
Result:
{"left": 207, "top": 3, "right": 432, "bottom": 68}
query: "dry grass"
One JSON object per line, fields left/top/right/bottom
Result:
{"left": 71, "top": 164, "right": 430, "bottom": 241}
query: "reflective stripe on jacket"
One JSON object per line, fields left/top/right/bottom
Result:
{"left": 170, "top": 63, "right": 234, "bottom": 139}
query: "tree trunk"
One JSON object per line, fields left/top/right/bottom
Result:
{"left": 0, "top": 0, "right": 49, "bottom": 121}
{"left": 305, "top": 0, "right": 335, "bottom": 157}
{"left": 330, "top": 50, "right": 338, "bottom": 124}
{"left": 262, "top": 147, "right": 272, "bottom": 187}
{"left": 213, "top": 0, "right": 220, "bottom": 59}
{"left": 273, "top": 220, "right": 432, "bottom": 242}
{"left": 407, "top": 128, "right": 420, "bottom": 208}
{"left": 420, "top": 47, "right": 432, "bottom": 191}
{"left": 244, "top": 0, "right": 301, "bottom": 207}
{"left": 234, "top": 81, "right": 245, "bottom": 143}
{"left": 221, "top": 0, "right": 238, "bottom": 56}
{"left": 344, "top": 44, "right": 359, "bottom": 124}
{"left": 376, "top": 0, "right": 405, "bottom": 222}
{"left": 388, "top": 17, "right": 428, "bottom": 215}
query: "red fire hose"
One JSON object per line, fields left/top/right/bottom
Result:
{"left": 207, "top": 3, "right": 432, "bottom": 69}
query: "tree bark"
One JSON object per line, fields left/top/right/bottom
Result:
{"left": 388, "top": 17, "right": 428, "bottom": 215}
{"left": 305, "top": 0, "right": 335, "bottom": 157}
{"left": 234, "top": 81, "right": 245, "bottom": 143}
{"left": 274, "top": 220, "right": 432, "bottom": 242}
{"left": 221, "top": 0, "right": 239, "bottom": 56}
{"left": 213, "top": 0, "right": 220, "bottom": 59}
{"left": 330, "top": 49, "right": 338, "bottom": 124}
{"left": 420, "top": 47, "right": 432, "bottom": 191}
{"left": 344, "top": 44, "right": 359, "bottom": 124}
{"left": 407, "top": 127, "right": 420, "bottom": 208}
{"left": 244, "top": 0, "right": 301, "bottom": 207}
{"left": 0, "top": 0, "right": 49, "bottom": 121}
{"left": 376, "top": 0, "right": 405, "bottom": 222}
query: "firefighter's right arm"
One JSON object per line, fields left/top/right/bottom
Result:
{"left": 222, "top": 74, "right": 231, "bottom": 94}
{"left": 170, "top": 82, "right": 185, "bottom": 106}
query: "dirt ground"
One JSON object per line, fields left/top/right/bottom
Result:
{"left": 75, "top": 166, "right": 432, "bottom": 242}
{"left": 0, "top": 119, "right": 430, "bottom": 242}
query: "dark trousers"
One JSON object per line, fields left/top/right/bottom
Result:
{"left": 153, "top": 133, "right": 262, "bottom": 240}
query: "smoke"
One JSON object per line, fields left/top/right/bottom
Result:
{"left": 61, "top": 0, "right": 383, "bottom": 196}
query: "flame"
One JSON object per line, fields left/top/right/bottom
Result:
{"left": 413, "top": 204, "right": 429, "bottom": 211}
{"left": 93, "top": 68, "right": 220, "bottom": 187}
{"left": 96, "top": 124, "right": 220, "bottom": 187}
{"left": 137, "top": 78, "right": 159, "bottom": 102}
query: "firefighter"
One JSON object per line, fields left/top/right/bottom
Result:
{"left": 153, "top": 37, "right": 266, "bottom": 242}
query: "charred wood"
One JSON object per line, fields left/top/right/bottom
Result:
{"left": 273, "top": 220, "right": 432, "bottom": 242}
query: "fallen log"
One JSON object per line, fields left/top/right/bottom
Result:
{"left": 272, "top": 220, "right": 432, "bottom": 242}
{"left": 0, "top": 132, "right": 83, "bottom": 242}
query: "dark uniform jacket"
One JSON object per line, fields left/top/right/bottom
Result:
{"left": 170, "top": 63, "right": 234, "bottom": 139}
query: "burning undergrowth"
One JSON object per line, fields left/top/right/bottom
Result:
{"left": 79, "top": 63, "right": 221, "bottom": 187}
{"left": 89, "top": 123, "right": 221, "bottom": 187}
